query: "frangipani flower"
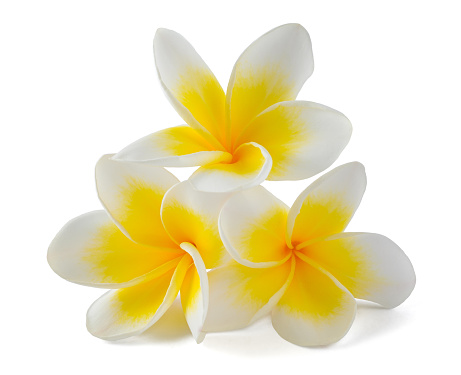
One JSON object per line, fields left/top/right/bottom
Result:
{"left": 114, "top": 24, "right": 352, "bottom": 192}
{"left": 48, "top": 155, "right": 230, "bottom": 342}
{"left": 204, "top": 162, "right": 416, "bottom": 346}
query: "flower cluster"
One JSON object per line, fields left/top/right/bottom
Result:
{"left": 48, "top": 24, "right": 415, "bottom": 347}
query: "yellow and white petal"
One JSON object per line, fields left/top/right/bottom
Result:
{"left": 238, "top": 101, "right": 352, "bottom": 181}
{"left": 47, "top": 211, "right": 184, "bottom": 288}
{"left": 272, "top": 253, "right": 356, "bottom": 346}
{"left": 287, "top": 162, "right": 367, "bottom": 247}
{"left": 204, "top": 257, "right": 294, "bottom": 332}
{"left": 219, "top": 186, "right": 291, "bottom": 268}
{"left": 86, "top": 254, "right": 191, "bottom": 340}
{"left": 114, "top": 126, "right": 231, "bottom": 167}
{"left": 301, "top": 233, "right": 416, "bottom": 308}
{"left": 154, "top": 28, "right": 227, "bottom": 149}
{"left": 227, "top": 23, "right": 314, "bottom": 144}
{"left": 161, "top": 181, "right": 230, "bottom": 268}
{"left": 96, "top": 154, "right": 178, "bottom": 248}
{"left": 189, "top": 142, "right": 272, "bottom": 193}
{"left": 179, "top": 242, "right": 209, "bottom": 343}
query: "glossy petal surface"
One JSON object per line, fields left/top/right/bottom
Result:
{"left": 287, "top": 162, "right": 366, "bottom": 247}
{"left": 154, "top": 28, "right": 227, "bottom": 148}
{"left": 114, "top": 126, "right": 231, "bottom": 167}
{"left": 180, "top": 242, "right": 209, "bottom": 343}
{"left": 189, "top": 142, "right": 272, "bottom": 192}
{"left": 272, "top": 253, "right": 356, "bottom": 346}
{"left": 86, "top": 254, "right": 191, "bottom": 340}
{"left": 227, "top": 24, "right": 314, "bottom": 144}
{"left": 301, "top": 233, "right": 416, "bottom": 308}
{"left": 238, "top": 101, "right": 352, "bottom": 180}
{"left": 204, "top": 258, "right": 294, "bottom": 332}
{"left": 96, "top": 154, "right": 178, "bottom": 247}
{"left": 47, "top": 211, "right": 183, "bottom": 288}
{"left": 161, "top": 181, "right": 230, "bottom": 268}
{"left": 219, "top": 186, "right": 291, "bottom": 267}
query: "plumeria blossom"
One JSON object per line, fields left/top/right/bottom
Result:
{"left": 204, "top": 162, "right": 416, "bottom": 346}
{"left": 47, "top": 155, "right": 231, "bottom": 343}
{"left": 114, "top": 24, "right": 352, "bottom": 192}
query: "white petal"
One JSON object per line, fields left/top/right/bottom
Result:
{"left": 227, "top": 23, "right": 314, "bottom": 143}
{"left": 161, "top": 181, "right": 230, "bottom": 268}
{"left": 96, "top": 154, "right": 178, "bottom": 247}
{"left": 218, "top": 186, "right": 291, "bottom": 268}
{"left": 189, "top": 142, "right": 272, "bottom": 193}
{"left": 154, "top": 28, "right": 227, "bottom": 149}
{"left": 86, "top": 254, "right": 191, "bottom": 340}
{"left": 272, "top": 253, "right": 356, "bottom": 346}
{"left": 238, "top": 101, "right": 352, "bottom": 180}
{"left": 301, "top": 232, "right": 416, "bottom": 308}
{"left": 286, "top": 162, "right": 367, "bottom": 247}
{"left": 204, "top": 257, "right": 295, "bottom": 332}
{"left": 47, "top": 210, "right": 183, "bottom": 288}
{"left": 179, "top": 242, "right": 209, "bottom": 343}
{"left": 114, "top": 126, "right": 231, "bottom": 167}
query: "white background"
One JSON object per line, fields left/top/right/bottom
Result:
{"left": 1, "top": 0, "right": 460, "bottom": 373}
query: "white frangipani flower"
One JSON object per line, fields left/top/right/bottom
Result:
{"left": 48, "top": 156, "right": 230, "bottom": 342}
{"left": 114, "top": 24, "right": 352, "bottom": 192}
{"left": 204, "top": 162, "right": 416, "bottom": 346}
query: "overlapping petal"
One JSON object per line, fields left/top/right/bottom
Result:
{"left": 227, "top": 23, "right": 314, "bottom": 145}
{"left": 179, "top": 242, "right": 209, "bottom": 343}
{"left": 301, "top": 233, "right": 416, "bottom": 308}
{"left": 189, "top": 142, "right": 272, "bottom": 193}
{"left": 286, "top": 162, "right": 367, "bottom": 247}
{"left": 113, "top": 24, "right": 350, "bottom": 194}
{"left": 204, "top": 257, "right": 295, "bottom": 332}
{"left": 154, "top": 28, "right": 227, "bottom": 149}
{"left": 47, "top": 211, "right": 184, "bottom": 288}
{"left": 95, "top": 154, "right": 178, "bottom": 247}
{"left": 161, "top": 181, "right": 230, "bottom": 268}
{"left": 272, "top": 253, "right": 356, "bottom": 346}
{"left": 114, "top": 126, "right": 231, "bottom": 167}
{"left": 210, "top": 161, "right": 414, "bottom": 346}
{"left": 47, "top": 21, "right": 417, "bottom": 348}
{"left": 86, "top": 254, "right": 191, "bottom": 340}
{"left": 238, "top": 101, "right": 352, "bottom": 180}
{"left": 219, "top": 185, "right": 291, "bottom": 267}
